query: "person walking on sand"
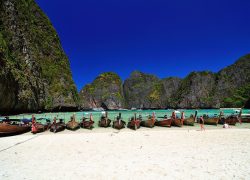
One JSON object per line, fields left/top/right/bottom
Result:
{"left": 200, "top": 116, "right": 205, "bottom": 131}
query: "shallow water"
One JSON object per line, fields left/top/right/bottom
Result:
{"left": 7, "top": 109, "right": 250, "bottom": 128}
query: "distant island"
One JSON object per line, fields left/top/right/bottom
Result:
{"left": 0, "top": 0, "right": 249, "bottom": 114}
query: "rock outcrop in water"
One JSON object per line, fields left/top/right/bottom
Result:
{"left": 79, "top": 72, "right": 124, "bottom": 110}
{"left": 0, "top": 0, "right": 78, "bottom": 114}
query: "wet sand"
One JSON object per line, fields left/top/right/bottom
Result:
{"left": 0, "top": 127, "right": 250, "bottom": 180}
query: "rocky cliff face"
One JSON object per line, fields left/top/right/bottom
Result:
{"left": 124, "top": 55, "right": 250, "bottom": 109}
{"left": 161, "top": 77, "right": 182, "bottom": 108}
{"left": 0, "top": 0, "right": 78, "bottom": 114}
{"left": 79, "top": 72, "right": 124, "bottom": 110}
{"left": 123, "top": 71, "right": 162, "bottom": 109}
{"left": 213, "top": 55, "right": 250, "bottom": 108}
{"left": 80, "top": 54, "right": 250, "bottom": 110}
{"left": 176, "top": 71, "right": 216, "bottom": 109}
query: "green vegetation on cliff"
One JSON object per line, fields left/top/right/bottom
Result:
{"left": 224, "top": 83, "right": 250, "bottom": 107}
{"left": 0, "top": 0, "right": 78, "bottom": 113}
{"left": 80, "top": 72, "right": 124, "bottom": 110}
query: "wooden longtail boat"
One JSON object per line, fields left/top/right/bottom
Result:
{"left": 31, "top": 116, "right": 51, "bottom": 134}
{"left": 183, "top": 111, "right": 197, "bottom": 126}
{"left": 50, "top": 118, "right": 66, "bottom": 133}
{"left": 241, "top": 116, "right": 250, "bottom": 123}
{"left": 203, "top": 113, "right": 221, "bottom": 126}
{"left": 219, "top": 110, "right": 240, "bottom": 126}
{"left": 240, "top": 110, "right": 250, "bottom": 123}
{"left": 224, "top": 116, "right": 239, "bottom": 125}
{"left": 0, "top": 119, "right": 30, "bottom": 136}
{"left": 140, "top": 113, "right": 156, "bottom": 128}
{"left": 127, "top": 114, "right": 141, "bottom": 130}
{"left": 99, "top": 112, "right": 111, "bottom": 128}
{"left": 66, "top": 115, "right": 80, "bottom": 131}
{"left": 81, "top": 114, "right": 95, "bottom": 129}
{"left": 171, "top": 111, "right": 184, "bottom": 127}
{"left": 113, "top": 113, "right": 126, "bottom": 130}
{"left": 155, "top": 115, "right": 172, "bottom": 127}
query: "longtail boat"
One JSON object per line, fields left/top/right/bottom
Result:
{"left": 0, "top": 118, "right": 30, "bottom": 136}
{"left": 241, "top": 117, "right": 250, "bottom": 123}
{"left": 224, "top": 115, "right": 239, "bottom": 125}
{"left": 171, "top": 111, "right": 184, "bottom": 127}
{"left": 50, "top": 118, "right": 66, "bottom": 133}
{"left": 241, "top": 116, "right": 250, "bottom": 123}
{"left": 81, "top": 114, "right": 95, "bottom": 129}
{"left": 203, "top": 113, "right": 221, "bottom": 126}
{"left": 31, "top": 115, "right": 51, "bottom": 134}
{"left": 127, "top": 113, "right": 141, "bottom": 130}
{"left": 99, "top": 112, "right": 111, "bottom": 128}
{"left": 155, "top": 115, "right": 172, "bottom": 127}
{"left": 66, "top": 114, "right": 80, "bottom": 131}
{"left": 183, "top": 111, "right": 196, "bottom": 126}
{"left": 240, "top": 110, "right": 250, "bottom": 123}
{"left": 113, "top": 113, "right": 126, "bottom": 130}
{"left": 140, "top": 113, "right": 156, "bottom": 128}
{"left": 219, "top": 110, "right": 240, "bottom": 126}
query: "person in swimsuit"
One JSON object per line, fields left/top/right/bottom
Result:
{"left": 200, "top": 116, "right": 205, "bottom": 131}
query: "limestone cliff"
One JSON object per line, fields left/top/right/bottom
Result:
{"left": 0, "top": 0, "right": 78, "bottom": 114}
{"left": 79, "top": 72, "right": 124, "bottom": 110}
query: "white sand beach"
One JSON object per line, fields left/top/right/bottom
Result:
{"left": 0, "top": 128, "right": 250, "bottom": 180}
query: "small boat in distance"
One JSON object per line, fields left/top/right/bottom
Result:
{"left": 50, "top": 117, "right": 66, "bottom": 133}
{"left": 127, "top": 113, "right": 141, "bottom": 130}
{"left": 0, "top": 118, "right": 31, "bottom": 136}
{"left": 140, "top": 113, "right": 156, "bottom": 128}
{"left": 99, "top": 112, "right": 111, "bottom": 128}
{"left": 81, "top": 114, "right": 95, "bottom": 129}
{"left": 155, "top": 115, "right": 172, "bottom": 127}
{"left": 113, "top": 113, "right": 126, "bottom": 130}
{"left": 66, "top": 114, "right": 80, "bottom": 131}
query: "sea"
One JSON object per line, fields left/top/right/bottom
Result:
{"left": 7, "top": 109, "right": 250, "bottom": 128}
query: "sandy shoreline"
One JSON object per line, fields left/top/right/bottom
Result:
{"left": 0, "top": 128, "right": 250, "bottom": 180}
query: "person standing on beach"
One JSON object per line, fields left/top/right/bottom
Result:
{"left": 200, "top": 116, "right": 205, "bottom": 131}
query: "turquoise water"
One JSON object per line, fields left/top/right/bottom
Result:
{"left": 7, "top": 109, "right": 250, "bottom": 128}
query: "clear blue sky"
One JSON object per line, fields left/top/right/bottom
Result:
{"left": 35, "top": 0, "right": 250, "bottom": 91}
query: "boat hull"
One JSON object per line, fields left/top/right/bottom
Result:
{"left": 241, "top": 117, "right": 250, "bottom": 123}
{"left": 50, "top": 123, "right": 66, "bottom": 133}
{"left": 155, "top": 119, "right": 172, "bottom": 127}
{"left": 66, "top": 121, "right": 80, "bottom": 131}
{"left": 204, "top": 118, "right": 219, "bottom": 126}
{"left": 171, "top": 119, "right": 183, "bottom": 127}
{"left": 127, "top": 120, "right": 141, "bottom": 130}
{"left": 32, "top": 123, "right": 50, "bottom": 134}
{"left": 113, "top": 120, "right": 126, "bottom": 130}
{"left": 219, "top": 116, "right": 238, "bottom": 126}
{"left": 183, "top": 118, "right": 194, "bottom": 126}
{"left": 99, "top": 119, "right": 111, "bottom": 128}
{"left": 140, "top": 119, "right": 156, "bottom": 128}
{"left": 81, "top": 121, "right": 94, "bottom": 129}
{"left": 0, "top": 124, "right": 30, "bottom": 137}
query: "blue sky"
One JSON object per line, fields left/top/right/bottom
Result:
{"left": 35, "top": 0, "right": 250, "bottom": 91}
